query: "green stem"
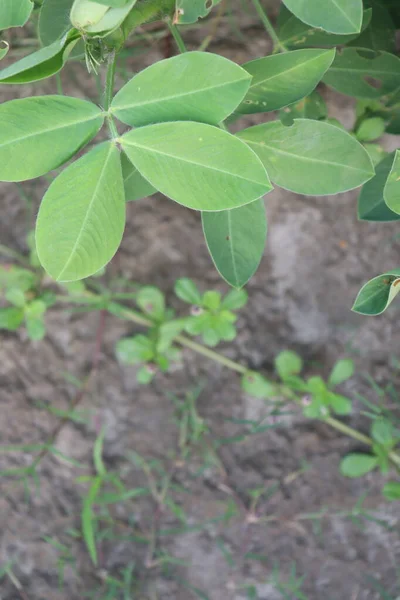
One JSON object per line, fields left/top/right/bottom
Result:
{"left": 103, "top": 50, "right": 119, "bottom": 139}
{"left": 325, "top": 417, "right": 372, "bottom": 446}
{"left": 167, "top": 19, "right": 187, "bottom": 53}
{"left": 250, "top": 0, "right": 287, "bottom": 53}
{"left": 111, "top": 303, "right": 247, "bottom": 373}
{"left": 58, "top": 291, "right": 400, "bottom": 471}
{"left": 103, "top": 50, "right": 116, "bottom": 111}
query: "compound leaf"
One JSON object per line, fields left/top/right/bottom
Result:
{"left": 282, "top": 0, "right": 363, "bottom": 34}
{"left": 36, "top": 143, "right": 126, "bottom": 282}
{"left": 0, "top": 95, "right": 104, "bottom": 182}
{"left": 202, "top": 200, "right": 267, "bottom": 288}
{"left": 111, "top": 52, "right": 251, "bottom": 127}
{"left": 238, "top": 48, "right": 335, "bottom": 114}
{"left": 121, "top": 121, "right": 272, "bottom": 211}
{"left": 237, "top": 119, "right": 374, "bottom": 195}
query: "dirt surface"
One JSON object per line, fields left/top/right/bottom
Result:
{"left": 1, "top": 3, "right": 400, "bottom": 600}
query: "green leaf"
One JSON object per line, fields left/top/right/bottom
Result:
{"left": 121, "top": 122, "right": 272, "bottom": 211}
{"left": 5, "top": 288, "right": 26, "bottom": 308}
{"left": 371, "top": 418, "right": 394, "bottom": 446}
{"left": 279, "top": 8, "right": 372, "bottom": 49}
{"left": 121, "top": 152, "right": 156, "bottom": 201}
{"left": 0, "top": 96, "right": 104, "bottom": 182}
{"left": 358, "top": 153, "right": 400, "bottom": 221}
{"left": 111, "top": 52, "right": 251, "bottom": 127}
{"left": 202, "top": 200, "right": 267, "bottom": 289}
{"left": 348, "top": 0, "right": 395, "bottom": 53}
{"left": 0, "top": 266, "right": 36, "bottom": 292}
{"left": 323, "top": 48, "right": 400, "bottom": 99}
{"left": 157, "top": 319, "right": 186, "bottom": 353}
{"left": 25, "top": 315, "right": 46, "bottom": 341}
{"left": 0, "top": 0, "right": 33, "bottom": 29}
{"left": 340, "top": 453, "right": 378, "bottom": 477}
{"left": 383, "top": 150, "right": 400, "bottom": 214}
{"left": 84, "top": 0, "right": 137, "bottom": 34}
{"left": 202, "top": 291, "right": 221, "bottom": 311}
{"left": 38, "top": 0, "right": 74, "bottom": 46}
{"left": 279, "top": 91, "right": 327, "bottom": 124}
{"left": 303, "top": 397, "right": 327, "bottom": 419}
{"left": 93, "top": 428, "right": 107, "bottom": 477}
{"left": 328, "top": 393, "right": 352, "bottom": 415}
{"left": 241, "top": 372, "right": 276, "bottom": 398}
{"left": 175, "top": 278, "right": 202, "bottom": 305}
{"left": 70, "top": 0, "right": 109, "bottom": 28}
{"left": 282, "top": 0, "right": 363, "bottom": 34}
{"left": 382, "top": 481, "right": 400, "bottom": 501}
{"left": 0, "top": 33, "right": 79, "bottom": 84}
{"left": 174, "top": 0, "right": 221, "bottom": 24}
{"left": 352, "top": 269, "right": 400, "bottom": 315}
{"left": 136, "top": 286, "right": 165, "bottom": 320}
{"left": 0, "top": 41, "right": 9, "bottom": 61}
{"left": 363, "top": 143, "right": 386, "bottom": 168}
{"left": 88, "top": 0, "right": 132, "bottom": 6}
{"left": 328, "top": 359, "right": 354, "bottom": 387}
{"left": 137, "top": 365, "right": 155, "bottom": 384}
{"left": 82, "top": 476, "right": 102, "bottom": 565}
{"left": 356, "top": 117, "right": 385, "bottom": 142}
{"left": 221, "top": 289, "right": 248, "bottom": 310}
{"left": 0, "top": 307, "right": 24, "bottom": 331}
{"left": 116, "top": 335, "right": 154, "bottom": 364}
{"left": 36, "top": 143, "right": 126, "bottom": 282}
{"left": 237, "top": 49, "right": 335, "bottom": 114}
{"left": 237, "top": 119, "right": 374, "bottom": 196}
{"left": 275, "top": 351, "right": 303, "bottom": 379}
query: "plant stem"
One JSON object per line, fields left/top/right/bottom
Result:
{"left": 103, "top": 50, "right": 116, "bottom": 111}
{"left": 250, "top": 0, "right": 287, "bottom": 53}
{"left": 325, "top": 417, "right": 372, "bottom": 446}
{"left": 59, "top": 292, "right": 400, "bottom": 471}
{"left": 103, "top": 50, "right": 119, "bottom": 139}
{"left": 167, "top": 19, "right": 187, "bottom": 53}
{"left": 112, "top": 303, "right": 248, "bottom": 373}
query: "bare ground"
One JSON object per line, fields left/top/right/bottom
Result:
{"left": 1, "top": 4, "right": 400, "bottom": 599}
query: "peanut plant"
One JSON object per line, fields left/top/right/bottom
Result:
{"left": 2, "top": 0, "right": 399, "bottom": 307}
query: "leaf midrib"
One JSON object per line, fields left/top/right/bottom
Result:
{"left": 112, "top": 76, "right": 250, "bottom": 113}
{"left": 123, "top": 139, "right": 269, "bottom": 187}
{"left": 247, "top": 51, "right": 332, "bottom": 91}
{"left": 0, "top": 110, "right": 102, "bottom": 150}
{"left": 327, "top": 0, "right": 360, "bottom": 30}
{"left": 242, "top": 136, "right": 371, "bottom": 175}
{"left": 56, "top": 145, "right": 113, "bottom": 281}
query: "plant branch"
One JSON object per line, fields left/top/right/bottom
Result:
{"left": 103, "top": 50, "right": 119, "bottom": 139}
{"left": 250, "top": 0, "right": 287, "bottom": 53}
{"left": 166, "top": 19, "right": 187, "bottom": 53}
{"left": 105, "top": 301, "right": 400, "bottom": 470}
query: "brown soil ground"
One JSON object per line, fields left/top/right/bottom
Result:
{"left": 1, "top": 3, "right": 400, "bottom": 599}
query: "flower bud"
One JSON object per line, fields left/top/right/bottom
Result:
{"left": 70, "top": 0, "right": 109, "bottom": 29}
